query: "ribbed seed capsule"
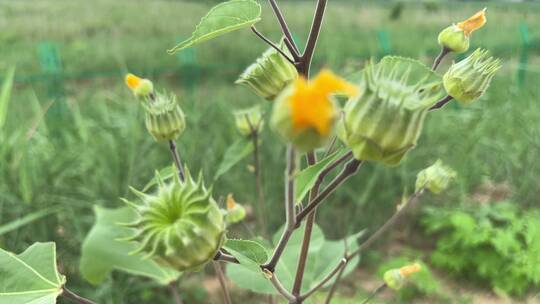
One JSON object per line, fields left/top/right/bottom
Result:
{"left": 233, "top": 105, "right": 264, "bottom": 136}
{"left": 122, "top": 170, "right": 225, "bottom": 271}
{"left": 337, "top": 57, "right": 444, "bottom": 165}
{"left": 236, "top": 40, "right": 298, "bottom": 101}
{"left": 416, "top": 159, "right": 457, "bottom": 193}
{"left": 143, "top": 93, "right": 186, "bottom": 141}
{"left": 443, "top": 48, "right": 501, "bottom": 105}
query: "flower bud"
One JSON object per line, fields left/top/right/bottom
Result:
{"left": 236, "top": 40, "right": 298, "bottom": 101}
{"left": 224, "top": 194, "right": 246, "bottom": 224}
{"left": 437, "top": 8, "right": 487, "bottom": 54}
{"left": 143, "top": 92, "right": 186, "bottom": 141}
{"left": 443, "top": 48, "right": 501, "bottom": 105}
{"left": 233, "top": 106, "right": 264, "bottom": 136}
{"left": 123, "top": 170, "right": 225, "bottom": 271}
{"left": 384, "top": 263, "right": 422, "bottom": 290}
{"left": 271, "top": 70, "right": 358, "bottom": 152}
{"left": 416, "top": 159, "right": 457, "bottom": 194}
{"left": 337, "top": 57, "right": 444, "bottom": 165}
{"left": 125, "top": 73, "right": 154, "bottom": 98}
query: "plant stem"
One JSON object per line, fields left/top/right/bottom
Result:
{"left": 267, "top": 0, "right": 299, "bottom": 54}
{"left": 285, "top": 145, "right": 296, "bottom": 229}
{"left": 246, "top": 115, "right": 269, "bottom": 238}
{"left": 429, "top": 95, "right": 453, "bottom": 111}
{"left": 62, "top": 287, "right": 96, "bottom": 304}
{"left": 361, "top": 284, "right": 387, "bottom": 304}
{"left": 213, "top": 261, "right": 232, "bottom": 304}
{"left": 298, "top": 0, "right": 328, "bottom": 76}
{"left": 432, "top": 47, "right": 450, "bottom": 71}
{"left": 168, "top": 281, "right": 184, "bottom": 304}
{"left": 168, "top": 140, "right": 185, "bottom": 182}
{"left": 295, "top": 159, "right": 362, "bottom": 223}
{"left": 291, "top": 151, "right": 318, "bottom": 298}
{"left": 269, "top": 272, "right": 297, "bottom": 302}
{"left": 299, "top": 258, "right": 347, "bottom": 301}
{"left": 251, "top": 26, "right": 297, "bottom": 64}
{"left": 214, "top": 250, "right": 239, "bottom": 264}
{"left": 323, "top": 263, "right": 346, "bottom": 304}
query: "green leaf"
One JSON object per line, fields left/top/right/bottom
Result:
{"left": 0, "top": 242, "right": 65, "bottom": 304}
{"left": 142, "top": 165, "right": 176, "bottom": 192}
{"left": 0, "top": 66, "right": 15, "bottom": 131}
{"left": 294, "top": 148, "right": 348, "bottom": 203}
{"left": 80, "top": 206, "right": 180, "bottom": 285}
{"left": 168, "top": 0, "right": 262, "bottom": 54}
{"left": 214, "top": 137, "right": 253, "bottom": 180}
{"left": 0, "top": 207, "right": 60, "bottom": 236}
{"left": 227, "top": 224, "right": 365, "bottom": 295}
{"left": 224, "top": 239, "right": 268, "bottom": 272}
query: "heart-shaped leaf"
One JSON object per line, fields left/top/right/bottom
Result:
{"left": 168, "top": 0, "right": 262, "bottom": 54}
{"left": 0, "top": 242, "right": 65, "bottom": 304}
{"left": 224, "top": 239, "right": 268, "bottom": 273}
{"left": 80, "top": 206, "right": 180, "bottom": 285}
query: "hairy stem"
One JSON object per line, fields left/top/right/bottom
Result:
{"left": 429, "top": 95, "right": 453, "bottom": 111}
{"left": 213, "top": 261, "right": 232, "bottom": 304}
{"left": 62, "top": 288, "right": 96, "bottom": 304}
{"left": 298, "top": 0, "right": 328, "bottom": 76}
{"left": 251, "top": 26, "right": 297, "bottom": 64}
{"left": 267, "top": 0, "right": 299, "bottom": 54}
{"left": 168, "top": 281, "right": 184, "bottom": 304}
{"left": 168, "top": 140, "right": 185, "bottom": 182}
{"left": 246, "top": 115, "right": 269, "bottom": 238}
{"left": 432, "top": 47, "right": 451, "bottom": 71}
{"left": 296, "top": 159, "right": 362, "bottom": 223}
{"left": 291, "top": 151, "right": 318, "bottom": 297}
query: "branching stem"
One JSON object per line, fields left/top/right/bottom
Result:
{"left": 251, "top": 26, "right": 297, "bottom": 65}
{"left": 432, "top": 47, "right": 451, "bottom": 71}
{"left": 267, "top": 0, "right": 299, "bottom": 54}
{"left": 62, "top": 287, "right": 96, "bottom": 304}
{"left": 168, "top": 140, "right": 185, "bottom": 182}
{"left": 429, "top": 95, "right": 454, "bottom": 111}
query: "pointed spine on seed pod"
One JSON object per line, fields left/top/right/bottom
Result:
{"left": 337, "top": 56, "right": 444, "bottom": 165}
{"left": 143, "top": 92, "right": 186, "bottom": 141}
{"left": 443, "top": 48, "right": 501, "bottom": 105}
{"left": 122, "top": 170, "right": 225, "bottom": 271}
{"left": 236, "top": 40, "right": 298, "bottom": 101}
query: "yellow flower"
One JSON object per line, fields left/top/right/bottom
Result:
{"left": 457, "top": 8, "right": 487, "bottom": 37}
{"left": 289, "top": 70, "right": 358, "bottom": 136}
{"left": 399, "top": 263, "right": 422, "bottom": 278}
{"left": 124, "top": 73, "right": 154, "bottom": 97}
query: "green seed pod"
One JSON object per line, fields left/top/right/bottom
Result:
{"left": 437, "top": 25, "right": 469, "bottom": 54}
{"left": 271, "top": 85, "right": 334, "bottom": 152}
{"left": 384, "top": 269, "right": 405, "bottom": 290}
{"left": 236, "top": 40, "right": 298, "bottom": 101}
{"left": 144, "top": 92, "right": 186, "bottom": 141}
{"left": 416, "top": 159, "right": 457, "bottom": 194}
{"left": 123, "top": 171, "right": 225, "bottom": 271}
{"left": 443, "top": 48, "right": 501, "bottom": 105}
{"left": 233, "top": 105, "right": 264, "bottom": 136}
{"left": 337, "top": 57, "right": 444, "bottom": 165}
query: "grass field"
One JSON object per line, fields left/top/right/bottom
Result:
{"left": 1, "top": 0, "right": 540, "bottom": 303}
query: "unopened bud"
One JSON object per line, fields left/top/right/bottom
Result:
{"left": 416, "top": 159, "right": 457, "bottom": 193}
{"left": 225, "top": 194, "right": 246, "bottom": 224}
{"left": 233, "top": 106, "right": 264, "bottom": 136}
{"left": 143, "top": 93, "right": 186, "bottom": 141}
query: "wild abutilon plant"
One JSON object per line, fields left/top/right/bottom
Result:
{"left": 0, "top": 2, "right": 504, "bottom": 304}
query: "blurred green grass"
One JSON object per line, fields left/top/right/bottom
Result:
{"left": 1, "top": 0, "right": 540, "bottom": 303}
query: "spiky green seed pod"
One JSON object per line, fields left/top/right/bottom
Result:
{"left": 337, "top": 57, "right": 444, "bottom": 165}
{"left": 236, "top": 40, "right": 298, "bottom": 101}
{"left": 438, "top": 25, "right": 469, "bottom": 54}
{"left": 123, "top": 171, "right": 225, "bottom": 271}
{"left": 143, "top": 92, "right": 186, "bottom": 141}
{"left": 416, "top": 159, "right": 457, "bottom": 194}
{"left": 233, "top": 105, "right": 264, "bottom": 136}
{"left": 443, "top": 48, "right": 501, "bottom": 105}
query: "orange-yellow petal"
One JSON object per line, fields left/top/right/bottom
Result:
{"left": 226, "top": 194, "right": 237, "bottom": 210}
{"left": 125, "top": 73, "right": 142, "bottom": 90}
{"left": 289, "top": 70, "right": 358, "bottom": 136}
{"left": 399, "top": 263, "right": 422, "bottom": 277}
{"left": 457, "top": 8, "right": 487, "bottom": 36}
